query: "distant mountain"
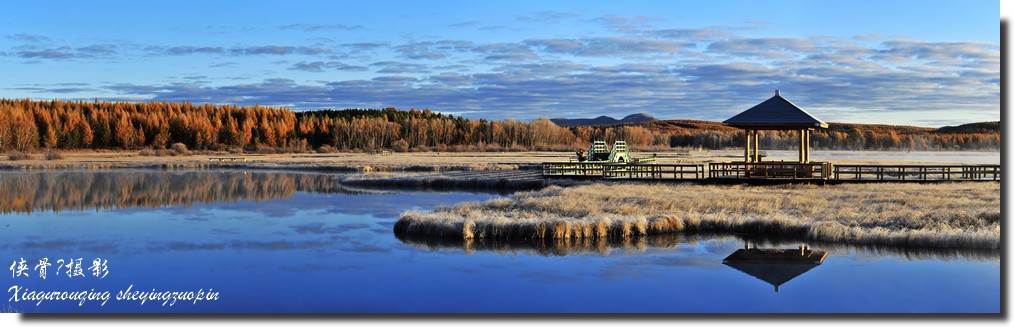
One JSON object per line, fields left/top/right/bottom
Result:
{"left": 551, "top": 113, "right": 657, "bottom": 127}
{"left": 621, "top": 113, "right": 657, "bottom": 123}
{"left": 932, "top": 121, "right": 1000, "bottom": 134}
{"left": 635, "top": 119, "right": 1001, "bottom": 136}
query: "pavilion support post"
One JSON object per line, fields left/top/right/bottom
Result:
{"left": 804, "top": 129, "right": 811, "bottom": 163}
{"left": 798, "top": 129, "right": 804, "bottom": 163}
{"left": 744, "top": 129, "right": 752, "bottom": 163}
{"left": 752, "top": 130, "right": 760, "bottom": 162}
{"left": 808, "top": 129, "right": 813, "bottom": 163}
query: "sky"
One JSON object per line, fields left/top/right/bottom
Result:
{"left": 0, "top": 0, "right": 999, "bottom": 127}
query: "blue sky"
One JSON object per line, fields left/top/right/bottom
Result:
{"left": 0, "top": 0, "right": 999, "bottom": 126}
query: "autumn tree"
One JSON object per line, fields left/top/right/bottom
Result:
{"left": 0, "top": 99, "right": 999, "bottom": 153}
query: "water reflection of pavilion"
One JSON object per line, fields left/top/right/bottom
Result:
{"left": 722, "top": 241, "right": 828, "bottom": 292}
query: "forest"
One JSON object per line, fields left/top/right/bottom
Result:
{"left": 0, "top": 98, "right": 1000, "bottom": 153}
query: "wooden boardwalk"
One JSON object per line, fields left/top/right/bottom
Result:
{"left": 833, "top": 164, "right": 1000, "bottom": 181}
{"left": 603, "top": 163, "right": 706, "bottom": 180}
{"left": 208, "top": 157, "right": 247, "bottom": 162}
{"left": 542, "top": 161, "right": 999, "bottom": 182}
{"left": 541, "top": 162, "right": 604, "bottom": 177}
{"left": 542, "top": 162, "right": 705, "bottom": 180}
{"left": 708, "top": 162, "right": 831, "bottom": 180}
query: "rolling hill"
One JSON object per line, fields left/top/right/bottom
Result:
{"left": 550, "top": 113, "right": 657, "bottom": 127}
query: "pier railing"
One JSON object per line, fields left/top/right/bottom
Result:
{"left": 709, "top": 162, "right": 832, "bottom": 180}
{"left": 603, "top": 163, "right": 706, "bottom": 180}
{"left": 541, "top": 162, "right": 605, "bottom": 177}
{"left": 833, "top": 164, "right": 1000, "bottom": 181}
{"left": 544, "top": 161, "right": 998, "bottom": 182}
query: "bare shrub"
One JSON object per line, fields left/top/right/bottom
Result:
{"left": 207, "top": 143, "right": 228, "bottom": 152}
{"left": 140, "top": 147, "right": 176, "bottom": 156}
{"left": 316, "top": 145, "right": 338, "bottom": 154}
{"left": 44, "top": 150, "right": 63, "bottom": 160}
{"left": 253, "top": 144, "right": 277, "bottom": 154}
{"left": 170, "top": 143, "right": 189, "bottom": 155}
{"left": 392, "top": 139, "right": 409, "bottom": 152}
{"left": 7, "top": 151, "right": 32, "bottom": 161}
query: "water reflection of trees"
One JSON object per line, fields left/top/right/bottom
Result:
{"left": 397, "top": 232, "right": 708, "bottom": 257}
{"left": 0, "top": 171, "right": 378, "bottom": 214}
{"left": 396, "top": 232, "right": 1000, "bottom": 261}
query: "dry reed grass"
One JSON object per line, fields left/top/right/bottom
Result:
{"left": 396, "top": 182, "right": 1000, "bottom": 249}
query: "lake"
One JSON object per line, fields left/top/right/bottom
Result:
{"left": 1, "top": 171, "right": 1000, "bottom": 313}
{"left": 739, "top": 150, "right": 1001, "bottom": 164}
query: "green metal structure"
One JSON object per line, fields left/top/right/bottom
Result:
{"left": 587, "top": 140, "right": 610, "bottom": 161}
{"left": 576, "top": 140, "right": 653, "bottom": 164}
{"left": 608, "top": 140, "right": 631, "bottom": 163}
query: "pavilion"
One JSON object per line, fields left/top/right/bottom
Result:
{"left": 723, "top": 90, "right": 828, "bottom": 163}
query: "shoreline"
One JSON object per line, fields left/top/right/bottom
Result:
{"left": 395, "top": 181, "right": 1000, "bottom": 250}
{"left": 0, "top": 149, "right": 1000, "bottom": 171}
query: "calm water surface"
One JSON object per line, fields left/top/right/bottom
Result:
{"left": 1, "top": 171, "right": 999, "bottom": 313}
{"left": 770, "top": 150, "right": 1000, "bottom": 164}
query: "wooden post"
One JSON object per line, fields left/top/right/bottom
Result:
{"left": 798, "top": 129, "right": 805, "bottom": 163}
{"left": 803, "top": 129, "right": 809, "bottom": 163}
{"left": 744, "top": 129, "right": 752, "bottom": 163}
{"left": 752, "top": 130, "right": 760, "bottom": 162}
{"left": 807, "top": 129, "right": 812, "bottom": 163}
{"left": 803, "top": 129, "right": 810, "bottom": 163}
{"left": 805, "top": 129, "right": 810, "bottom": 163}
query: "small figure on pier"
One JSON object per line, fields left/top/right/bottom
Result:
{"left": 576, "top": 148, "right": 587, "bottom": 162}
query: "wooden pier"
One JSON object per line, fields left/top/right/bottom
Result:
{"left": 833, "top": 164, "right": 1000, "bottom": 181}
{"left": 541, "top": 162, "right": 605, "bottom": 177}
{"left": 542, "top": 161, "right": 1000, "bottom": 182}
{"left": 708, "top": 162, "right": 832, "bottom": 180}
{"left": 603, "top": 163, "right": 706, "bottom": 180}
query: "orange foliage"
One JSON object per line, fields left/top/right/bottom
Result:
{"left": 0, "top": 98, "right": 1000, "bottom": 152}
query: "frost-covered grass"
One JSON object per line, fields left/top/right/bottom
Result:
{"left": 395, "top": 182, "right": 1000, "bottom": 249}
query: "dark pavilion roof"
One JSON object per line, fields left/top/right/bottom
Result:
{"left": 723, "top": 90, "right": 828, "bottom": 129}
{"left": 723, "top": 262, "right": 821, "bottom": 292}
{"left": 722, "top": 248, "right": 828, "bottom": 292}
